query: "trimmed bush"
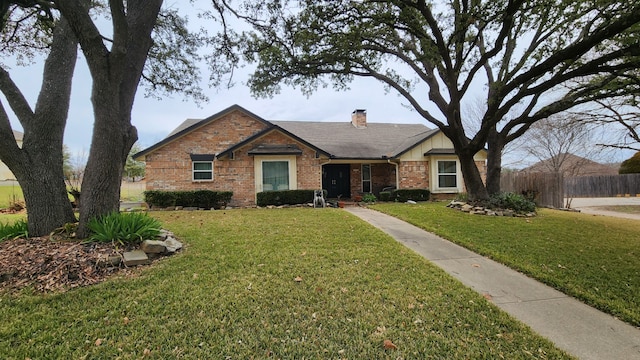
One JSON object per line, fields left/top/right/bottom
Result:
{"left": 87, "top": 212, "right": 162, "bottom": 244}
{"left": 379, "top": 191, "right": 392, "bottom": 202}
{"left": 487, "top": 192, "right": 536, "bottom": 213}
{"left": 144, "top": 190, "right": 232, "bottom": 209}
{"left": 257, "top": 189, "right": 326, "bottom": 207}
{"left": 381, "top": 189, "right": 430, "bottom": 202}
{"left": 0, "top": 219, "right": 28, "bottom": 241}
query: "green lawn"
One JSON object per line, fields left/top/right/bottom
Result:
{"left": 0, "top": 181, "right": 145, "bottom": 209}
{"left": 0, "top": 183, "right": 23, "bottom": 209}
{"left": 371, "top": 202, "right": 640, "bottom": 327}
{"left": 0, "top": 209, "right": 570, "bottom": 359}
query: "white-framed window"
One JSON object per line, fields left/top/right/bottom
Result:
{"left": 262, "top": 160, "right": 290, "bottom": 191}
{"left": 254, "top": 155, "right": 297, "bottom": 195}
{"left": 193, "top": 161, "right": 213, "bottom": 181}
{"left": 437, "top": 160, "right": 457, "bottom": 188}
{"left": 362, "top": 164, "right": 371, "bottom": 193}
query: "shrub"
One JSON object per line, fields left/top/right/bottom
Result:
{"left": 487, "top": 192, "right": 536, "bottom": 213}
{"left": 257, "top": 189, "right": 325, "bottom": 207}
{"left": 378, "top": 191, "right": 392, "bottom": 202}
{"left": 87, "top": 212, "right": 161, "bottom": 244}
{"left": 144, "top": 190, "right": 232, "bottom": 209}
{"left": 392, "top": 189, "right": 431, "bottom": 202}
{"left": 619, "top": 151, "right": 640, "bottom": 174}
{"left": 362, "top": 193, "right": 377, "bottom": 203}
{"left": 0, "top": 219, "right": 28, "bottom": 241}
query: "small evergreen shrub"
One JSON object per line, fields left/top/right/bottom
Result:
{"left": 87, "top": 212, "right": 161, "bottom": 244}
{"left": 378, "top": 191, "right": 392, "bottom": 202}
{"left": 488, "top": 192, "right": 536, "bottom": 213}
{"left": 362, "top": 193, "right": 377, "bottom": 203}
{"left": 257, "top": 189, "right": 325, "bottom": 207}
{"left": 144, "top": 190, "right": 232, "bottom": 209}
{"left": 393, "top": 189, "right": 431, "bottom": 202}
{"left": 0, "top": 219, "right": 28, "bottom": 241}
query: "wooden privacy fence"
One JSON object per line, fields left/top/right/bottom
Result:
{"left": 564, "top": 174, "right": 640, "bottom": 197}
{"left": 500, "top": 172, "right": 565, "bottom": 208}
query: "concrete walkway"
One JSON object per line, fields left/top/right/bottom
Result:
{"left": 345, "top": 207, "right": 640, "bottom": 360}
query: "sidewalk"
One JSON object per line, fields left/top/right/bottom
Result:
{"left": 345, "top": 207, "right": 640, "bottom": 360}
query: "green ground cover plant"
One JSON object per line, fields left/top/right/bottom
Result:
{"left": 0, "top": 209, "right": 570, "bottom": 359}
{"left": 0, "top": 219, "right": 28, "bottom": 241}
{"left": 86, "top": 212, "right": 161, "bottom": 244}
{"left": 372, "top": 202, "right": 640, "bottom": 327}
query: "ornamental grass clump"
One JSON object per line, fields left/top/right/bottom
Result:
{"left": 0, "top": 219, "right": 28, "bottom": 241}
{"left": 87, "top": 211, "right": 161, "bottom": 244}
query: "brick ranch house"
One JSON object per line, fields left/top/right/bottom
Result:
{"left": 134, "top": 104, "right": 487, "bottom": 207}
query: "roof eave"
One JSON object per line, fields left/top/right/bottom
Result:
{"left": 134, "top": 104, "right": 272, "bottom": 160}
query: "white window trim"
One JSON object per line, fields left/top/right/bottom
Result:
{"left": 430, "top": 157, "right": 463, "bottom": 193}
{"left": 192, "top": 160, "right": 213, "bottom": 182}
{"left": 254, "top": 155, "right": 297, "bottom": 195}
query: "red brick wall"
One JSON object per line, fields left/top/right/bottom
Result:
{"left": 398, "top": 161, "right": 430, "bottom": 189}
{"left": 144, "top": 110, "right": 322, "bottom": 207}
{"left": 348, "top": 163, "right": 395, "bottom": 197}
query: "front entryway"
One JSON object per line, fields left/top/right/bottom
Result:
{"left": 323, "top": 164, "right": 351, "bottom": 198}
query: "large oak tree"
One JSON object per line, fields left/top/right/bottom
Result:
{"left": 0, "top": 12, "right": 78, "bottom": 236}
{"left": 0, "top": 1, "right": 233, "bottom": 236}
{"left": 226, "top": 0, "right": 640, "bottom": 201}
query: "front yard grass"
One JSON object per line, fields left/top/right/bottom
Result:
{"left": 371, "top": 202, "right": 640, "bottom": 327}
{"left": 0, "top": 209, "right": 570, "bottom": 359}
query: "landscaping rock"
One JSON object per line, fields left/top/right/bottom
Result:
{"left": 141, "top": 240, "right": 167, "bottom": 254}
{"left": 157, "top": 229, "right": 172, "bottom": 240}
{"left": 164, "top": 237, "right": 183, "bottom": 253}
{"left": 123, "top": 250, "right": 150, "bottom": 266}
{"left": 406, "top": 200, "right": 417, "bottom": 204}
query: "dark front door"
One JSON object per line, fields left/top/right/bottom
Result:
{"left": 323, "top": 164, "right": 351, "bottom": 198}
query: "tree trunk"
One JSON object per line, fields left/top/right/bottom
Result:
{"left": 0, "top": 17, "right": 78, "bottom": 236}
{"left": 62, "top": 0, "right": 164, "bottom": 238}
{"left": 457, "top": 149, "right": 489, "bottom": 202}
{"left": 76, "top": 97, "right": 137, "bottom": 237}
{"left": 15, "top": 152, "right": 77, "bottom": 236}
{"left": 457, "top": 151, "right": 489, "bottom": 202}
{"left": 485, "top": 127, "right": 505, "bottom": 196}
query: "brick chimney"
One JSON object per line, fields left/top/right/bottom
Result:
{"left": 351, "top": 109, "right": 367, "bottom": 128}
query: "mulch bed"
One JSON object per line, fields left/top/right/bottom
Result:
{"left": 0, "top": 237, "right": 138, "bottom": 293}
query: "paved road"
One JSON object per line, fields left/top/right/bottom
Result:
{"left": 569, "top": 197, "right": 640, "bottom": 220}
{"left": 346, "top": 207, "right": 640, "bottom": 360}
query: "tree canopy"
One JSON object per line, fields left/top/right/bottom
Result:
{"left": 226, "top": 0, "right": 640, "bottom": 200}
{"left": 619, "top": 151, "right": 640, "bottom": 174}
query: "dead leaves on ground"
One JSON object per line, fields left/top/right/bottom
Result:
{"left": 0, "top": 237, "right": 136, "bottom": 293}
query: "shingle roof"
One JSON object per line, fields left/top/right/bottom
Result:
{"left": 135, "top": 104, "right": 441, "bottom": 160}
{"left": 270, "top": 121, "right": 437, "bottom": 159}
